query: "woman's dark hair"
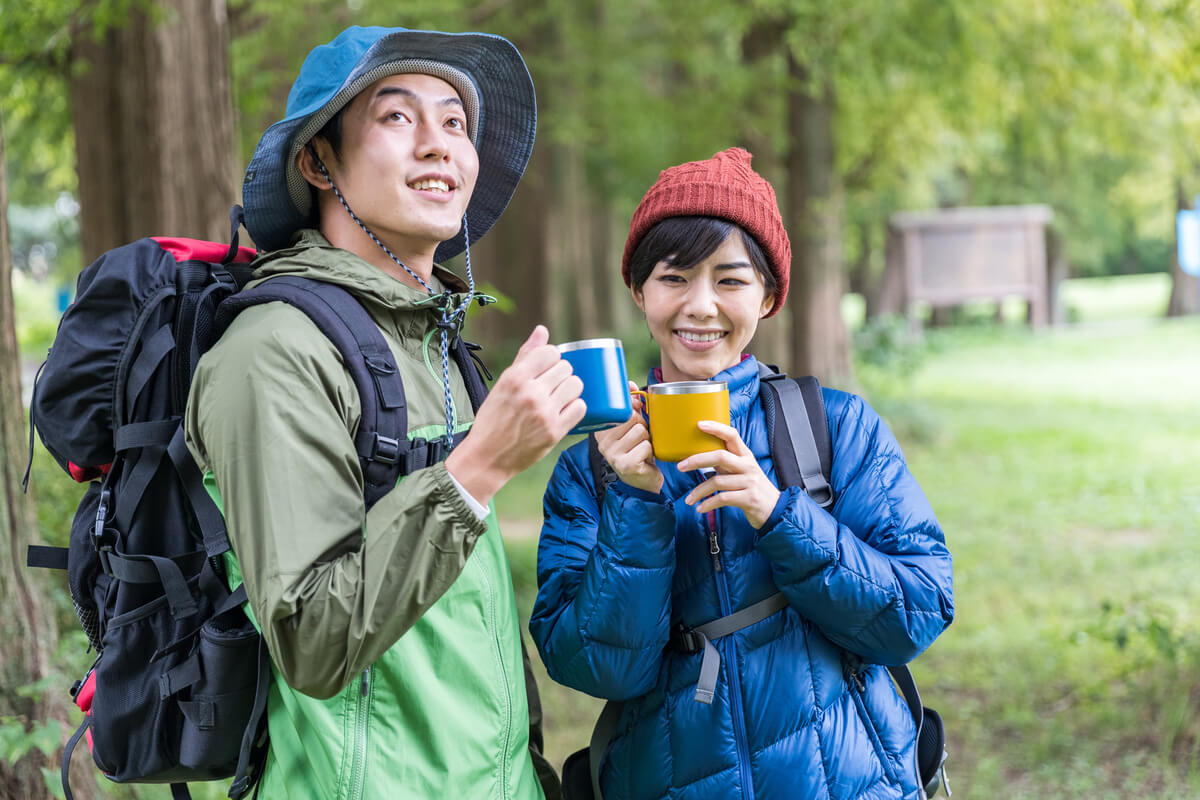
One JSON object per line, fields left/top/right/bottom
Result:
{"left": 628, "top": 216, "right": 776, "bottom": 298}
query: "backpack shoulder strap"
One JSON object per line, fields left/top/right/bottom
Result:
{"left": 449, "top": 335, "right": 489, "bottom": 413}
{"left": 757, "top": 363, "right": 834, "bottom": 508}
{"left": 587, "top": 432, "right": 619, "bottom": 506}
{"left": 214, "top": 276, "right": 409, "bottom": 508}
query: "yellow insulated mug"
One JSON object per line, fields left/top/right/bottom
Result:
{"left": 637, "top": 381, "right": 730, "bottom": 463}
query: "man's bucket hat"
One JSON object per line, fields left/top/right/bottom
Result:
{"left": 242, "top": 25, "right": 536, "bottom": 261}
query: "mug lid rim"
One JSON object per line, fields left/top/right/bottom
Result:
{"left": 557, "top": 338, "right": 625, "bottom": 353}
{"left": 648, "top": 381, "right": 727, "bottom": 395}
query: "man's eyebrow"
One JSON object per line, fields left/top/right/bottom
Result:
{"left": 373, "top": 86, "right": 462, "bottom": 107}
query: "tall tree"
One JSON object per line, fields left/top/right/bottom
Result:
{"left": 0, "top": 110, "right": 67, "bottom": 800}
{"left": 69, "top": 0, "right": 238, "bottom": 261}
{"left": 785, "top": 56, "right": 851, "bottom": 383}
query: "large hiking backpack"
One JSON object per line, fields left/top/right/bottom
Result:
{"left": 562, "top": 366, "right": 949, "bottom": 800}
{"left": 26, "top": 208, "right": 560, "bottom": 800}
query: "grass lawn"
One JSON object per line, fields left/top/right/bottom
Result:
{"left": 501, "top": 289, "right": 1200, "bottom": 798}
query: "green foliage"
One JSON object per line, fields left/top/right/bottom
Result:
{"left": 0, "top": 716, "right": 63, "bottom": 765}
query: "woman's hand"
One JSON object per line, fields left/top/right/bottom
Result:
{"left": 679, "top": 421, "right": 780, "bottom": 529}
{"left": 593, "top": 383, "right": 664, "bottom": 495}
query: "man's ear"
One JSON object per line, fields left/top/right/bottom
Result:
{"left": 296, "top": 140, "right": 334, "bottom": 190}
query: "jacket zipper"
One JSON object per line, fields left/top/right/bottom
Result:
{"left": 706, "top": 512, "right": 755, "bottom": 800}
{"left": 474, "top": 553, "right": 514, "bottom": 797}
{"left": 845, "top": 661, "right": 900, "bottom": 785}
{"left": 345, "top": 666, "right": 372, "bottom": 800}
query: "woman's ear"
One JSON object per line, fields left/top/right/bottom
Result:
{"left": 759, "top": 291, "right": 775, "bottom": 319}
{"left": 296, "top": 140, "right": 334, "bottom": 190}
{"left": 632, "top": 284, "right": 646, "bottom": 314}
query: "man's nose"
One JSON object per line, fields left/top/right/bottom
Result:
{"left": 414, "top": 118, "right": 450, "bottom": 160}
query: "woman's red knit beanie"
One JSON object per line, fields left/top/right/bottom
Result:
{"left": 621, "top": 147, "right": 790, "bottom": 316}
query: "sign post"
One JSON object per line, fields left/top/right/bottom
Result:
{"left": 1176, "top": 198, "right": 1200, "bottom": 311}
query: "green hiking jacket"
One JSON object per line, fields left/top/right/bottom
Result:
{"left": 184, "top": 230, "right": 544, "bottom": 800}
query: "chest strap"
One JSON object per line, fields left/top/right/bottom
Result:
{"left": 670, "top": 592, "right": 789, "bottom": 704}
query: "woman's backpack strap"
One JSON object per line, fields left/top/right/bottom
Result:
{"left": 757, "top": 364, "right": 833, "bottom": 508}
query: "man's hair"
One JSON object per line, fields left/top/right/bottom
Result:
{"left": 627, "top": 215, "right": 776, "bottom": 296}
{"left": 314, "top": 108, "right": 346, "bottom": 159}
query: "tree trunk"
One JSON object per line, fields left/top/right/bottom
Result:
{"left": 741, "top": 18, "right": 791, "bottom": 370}
{"left": 550, "top": 142, "right": 595, "bottom": 341}
{"left": 489, "top": 140, "right": 553, "bottom": 341}
{"left": 0, "top": 110, "right": 71, "bottom": 800}
{"left": 871, "top": 225, "right": 905, "bottom": 319}
{"left": 785, "top": 57, "right": 853, "bottom": 385}
{"left": 69, "top": 0, "right": 238, "bottom": 262}
{"left": 1168, "top": 179, "right": 1200, "bottom": 317}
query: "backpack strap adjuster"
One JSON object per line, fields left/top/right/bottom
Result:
{"left": 370, "top": 434, "right": 401, "bottom": 465}
{"left": 96, "top": 545, "right": 115, "bottom": 578}
{"left": 668, "top": 624, "right": 704, "bottom": 654}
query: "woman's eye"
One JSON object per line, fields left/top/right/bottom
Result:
{"left": 387, "top": 111, "right": 410, "bottom": 123}
{"left": 446, "top": 117, "right": 465, "bottom": 129}
{"left": 659, "top": 274, "right": 685, "bottom": 284}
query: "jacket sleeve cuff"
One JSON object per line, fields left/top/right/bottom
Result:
{"left": 445, "top": 466, "right": 490, "bottom": 520}
{"left": 759, "top": 485, "right": 802, "bottom": 536}
{"left": 608, "top": 480, "right": 670, "bottom": 505}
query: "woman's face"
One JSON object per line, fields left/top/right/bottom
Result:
{"left": 633, "top": 231, "right": 774, "bottom": 383}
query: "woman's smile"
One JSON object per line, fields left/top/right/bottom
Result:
{"left": 635, "top": 233, "right": 773, "bottom": 383}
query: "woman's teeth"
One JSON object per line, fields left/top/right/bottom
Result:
{"left": 677, "top": 331, "right": 724, "bottom": 342}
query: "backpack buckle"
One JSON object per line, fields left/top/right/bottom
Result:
{"left": 97, "top": 545, "right": 114, "bottom": 577}
{"left": 370, "top": 434, "right": 400, "bottom": 465}
{"left": 669, "top": 623, "right": 704, "bottom": 654}
{"left": 93, "top": 488, "right": 112, "bottom": 540}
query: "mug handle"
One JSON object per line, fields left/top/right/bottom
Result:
{"left": 630, "top": 389, "right": 648, "bottom": 416}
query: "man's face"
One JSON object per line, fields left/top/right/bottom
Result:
{"left": 319, "top": 73, "right": 479, "bottom": 256}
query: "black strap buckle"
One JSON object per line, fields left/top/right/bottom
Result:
{"left": 93, "top": 488, "right": 111, "bottom": 540}
{"left": 370, "top": 434, "right": 401, "bottom": 465}
{"left": 670, "top": 623, "right": 704, "bottom": 654}
{"left": 97, "top": 545, "right": 114, "bottom": 577}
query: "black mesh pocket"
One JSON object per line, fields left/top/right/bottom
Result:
{"left": 66, "top": 483, "right": 104, "bottom": 650}
{"left": 176, "top": 614, "right": 262, "bottom": 773}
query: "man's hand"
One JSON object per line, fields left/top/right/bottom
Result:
{"left": 593, "top": 383, "right": 663, "bottom": 495}
{"left": 678, "top": 421, "right": 781, "bottom": 529}
{"left": 446, "top": 325, "right": 585, "bottom": 505}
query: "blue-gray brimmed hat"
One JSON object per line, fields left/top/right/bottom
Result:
{"left": 242, "top": 25, "right": 536, "bottom": 260}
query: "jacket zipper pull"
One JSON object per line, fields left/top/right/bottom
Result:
{"left": 361, "top": 668, "right": 370, "bottom": 697}
{"left": 706, "top": 518, "right": 723, "bottom": 572}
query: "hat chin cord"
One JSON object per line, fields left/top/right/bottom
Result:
{"left": 310, "top": 145, "right": 476, "bottom": 448}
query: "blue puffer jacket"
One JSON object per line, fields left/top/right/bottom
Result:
{"left": 530, "top": 356, "right": 954, "bottom": 800}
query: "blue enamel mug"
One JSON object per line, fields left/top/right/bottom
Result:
{"left": 558, "top": 338, "right": 633, "bottom": 434}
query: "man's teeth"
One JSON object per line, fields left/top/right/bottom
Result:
{"left": 677, "top": 331, "right": 724, "bottom": 342}
{"left": 410, "top": 179, "right": 450, "bottom": 192}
